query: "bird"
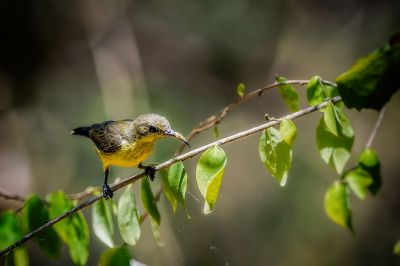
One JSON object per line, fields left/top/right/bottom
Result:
{"left": 71, "top": 113, "right": 189, "bottom": 199}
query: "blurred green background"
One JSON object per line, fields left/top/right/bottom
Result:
{"left": 0, "top": 0, "right": 399, "bottom": 265}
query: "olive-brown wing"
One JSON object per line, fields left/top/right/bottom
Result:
{"left": 89, "top": 121, "right": 124, "bottom": 153}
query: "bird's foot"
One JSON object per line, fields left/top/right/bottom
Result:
{"left": 139, "top": 163, "right": 157, "bottom": 181}
{"left": 102, "top": 183, "right": 113, "bottom": 199}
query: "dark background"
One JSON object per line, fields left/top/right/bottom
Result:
{"left": 0, "top": 0, "right": 399, "bottom": 265}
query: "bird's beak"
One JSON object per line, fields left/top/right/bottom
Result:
{"left": 164, "top": 129, "right": 190, "bottom": 147}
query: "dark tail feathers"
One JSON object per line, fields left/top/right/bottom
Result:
{"left": 70, "top": 126, "right": 91, "bottom": 137}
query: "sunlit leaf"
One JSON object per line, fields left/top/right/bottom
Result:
{"left": 259, "top": 127, "right": 292, "bottom": 186}
{"left": 344, "top": 168, "right": 373, "bottom": 200}
{"left": 334, "top": 105, "right": 354, "bottom": 138}
{"left": 279, "top": 119, "right": 297, "bottom": 146}
{"left": 160, "top": 169, "right": 178, "bottom": 213}
{"left": 316, "top": 117, "right": 354, "bottom": 174}
{"left": 307, "top": 76, "right": 327, "bottom": 106}
{"left": 0, "top": 212, "right": 28, "bottom": 266}
{"left": 236, "top": 82, "right": 246, "bottom": 98}
{"left": 99, "top": 246, "right": 131, "bottom": 266}
{"left": 47, "top": 191, "right": 89, "bottom": 266}
{"left": 276, "top": 76, "right": 299, "bottom": 112}
{"left": 336, "top": 41, "right": 400, "bottom": 110}
{"left": 324, "top": 182, "right": 352, "bottom": 231}
{"left": 21, "top": 195, "right": 61, "bottom": 258}
{"left": 150, "top": 218, "right": 164, "bottom": 247}
{"left": 196, "top": 145, "right": 227, "bottom": 214}
{"left": 358, "top": 148, "right": 381, "bottom": 195}
{"left": 118, "top": 185, "right": 140, "bottom": 246}
{"left": 93, "top": 197, "right": 114, "bottom": 248}
{"left": 0, "top": 212, "right": 23, "bottom": 249}
{"left": 324, "top": 102, "right": 338, "bottom": 136}
{"left": 167, "top": 161, "right": 188, "bottom": 211}
{"left": 141, "top": 178, "right": 161, "bottom": 225}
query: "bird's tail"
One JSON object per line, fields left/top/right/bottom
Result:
{"left": 70, "top": 126, "right": 91, "bottom": 137}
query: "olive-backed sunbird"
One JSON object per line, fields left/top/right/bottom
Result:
{"left": 71, "top": 113, "right": 189, "bottom": 199}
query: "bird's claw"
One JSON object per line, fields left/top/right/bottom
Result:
{"left": 103, "top": 184, "right": 113, "bottom": 199}
{"left": 145, "top": 166, "right": 156, "bottom": 181}
{"left": 139, "top": 163, "right": 156, "bottom": 181}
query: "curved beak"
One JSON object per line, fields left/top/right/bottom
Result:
{"left": 164, "top": 129, "right": 190, "bottom": 147}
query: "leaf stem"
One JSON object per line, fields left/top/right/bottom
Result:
{"left": 366, "top": 106, "right": 386, "bottom": 148}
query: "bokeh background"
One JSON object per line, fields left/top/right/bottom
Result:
{"left": 0, "top": 0, "right": 399, "bottom": 265}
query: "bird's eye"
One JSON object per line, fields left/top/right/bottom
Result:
{"left": 148, "top": 125, "right": 157, "bottom": 133}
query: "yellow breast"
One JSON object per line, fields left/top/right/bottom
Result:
{"left": 97, "top": 139, "right": 155, "bottom": 169}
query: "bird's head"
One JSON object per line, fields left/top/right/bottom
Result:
{"left": 133, "top": 114, "right": 189, "bottom": 146}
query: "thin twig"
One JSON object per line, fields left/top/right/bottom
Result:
{"left": 176, "top": 79, "right": 336, "bottom": 153}
{"left": 69, "top": 187, "right": 100, "bottom": 201}
{"left": 0, "top": 188, "right": 25, "bottom": 202}
{"left": 0, "top": 95, "right": 342, "bottom": 257}
{"left": 366, "top": 106, "right": 386, "bottom": 148}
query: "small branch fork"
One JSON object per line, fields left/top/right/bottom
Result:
{"left": 0, "top": 92, "right": 342, "bottom": 257}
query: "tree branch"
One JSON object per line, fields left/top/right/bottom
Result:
{"left": 0, "top": 187, "right": 25, "bottom": 202}
{"left": 0, "top": 95, "right": 341, "bottom": 257}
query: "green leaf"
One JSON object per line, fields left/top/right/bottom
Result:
{"left": 150, "top": 218, "right": 164, "bottom": 247}
{"left": 161, "top": 162, "right": 190, "bottom": 217}
{"left": 93, "top": 197, "right": 114, "bottom": 248}
{"left": 307, "top": 76, "right": 327, "bottom": 106}
{"left": 118, "top": 185, "right": 140, "bottom": 246}
{"left": 336, "top": 42, "right": 400, "bottom": 110}
{"left": 99, "top": 246, "right": 132, "bottom": 266}
{"left": 324, "top": 182, "right": 352, "bottom": 231}
{"left": 0, "top": 212, "right": 23, "bottom": 249}
{"left": 325, "top": 84, "right": 340, "bottom": 98}
{"left": 344, "top": 168, "right": 373, "bottom": 200}
{"left": 334, "top": 105, "right": 354, "bottom": 138}
{"left": 276, "top": 76, "right": 299, "bottom": 112}
{"left": 141, "top": 178, "right": 161, "bottom": 225}
{"left": 0, "top": 211, "right": 29, "bottom": 266}
{"left": 259, "top": 128, "right": 292, "bottom": 186}
{"left": 5, "top": 247, "right": 28, "bottom": 266}
{"left": 326, "top": 85, "right": 345, "bottom": 110}
{"left": 47, "top": 191, "right": 89, "bottom": 266}
{"left": 236, "top": 82, "right": 246, "bottom": 97}
{"left": 394, "top": 240, "right": 400, "bottom": 255}
{"left": 316, "top": 117, "right": 354, "bottom": 174}
{"left": 21, "top": 195, "right": 61, "bottom": 258}
{"left": 324, "top": 102, "right": 338, "bottom": 136}
{"left": 160, "top": 169, "right": 178, "bottom": 213}
{"left": 167, "top": 162, "right": 188, "bottom": 210}
{"left": 358, "top": 148, "right": 381, "bottom": 195}
{"left": 196, "top": 145, "right": 227, "bottom": 214}
{"left": 279, "top": 119, "right": 297, "bottom": 146}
